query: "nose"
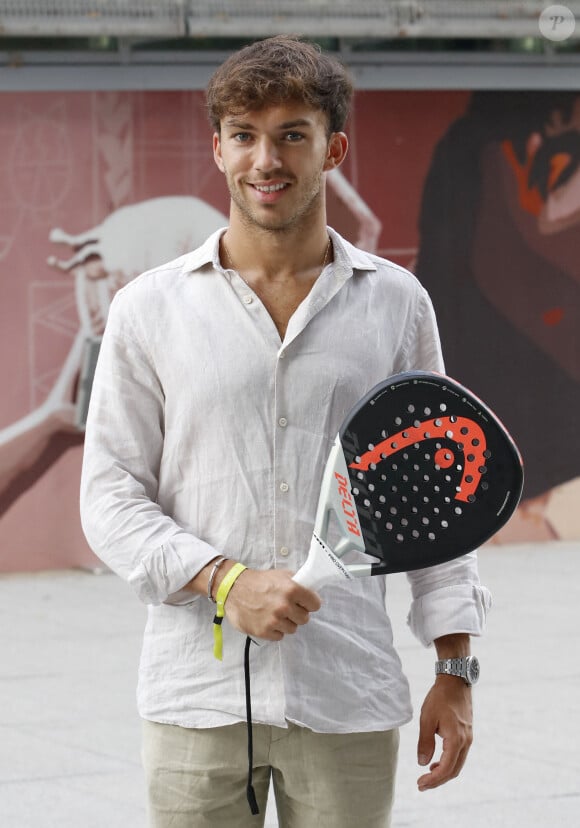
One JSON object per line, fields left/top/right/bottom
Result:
{"left": 254, "top": 136, "right": 282, "bottom": 172}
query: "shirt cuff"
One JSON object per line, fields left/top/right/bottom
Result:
{"left": 127, "top": 534, "right": 220, "bottom": 606}
{"left": 407, "top": 583, "right": 492, "bottom": 648}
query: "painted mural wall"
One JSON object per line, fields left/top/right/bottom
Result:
{"left": 0, "top": 88, "right": 578, "bottom": 572}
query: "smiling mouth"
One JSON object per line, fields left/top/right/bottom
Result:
{"left": 251, "top": 182, "right": 288, "bottom": 193}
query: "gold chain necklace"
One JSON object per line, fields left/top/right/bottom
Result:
{"left": 221, "top": 236, "right": 332, "bottom": 286}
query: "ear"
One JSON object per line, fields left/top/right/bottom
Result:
{"left": 213, "top": 132, "right": 225, "bottom": 173}
{"left": 323, "top": 132, "right": 349, "bottom": 172}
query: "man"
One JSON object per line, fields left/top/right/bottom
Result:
{"left": 80, "top": 35, "right": 491, "bottom": 828}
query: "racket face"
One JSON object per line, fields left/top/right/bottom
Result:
{"left": 339, "top": 372, "right": 523, "bottom": 573}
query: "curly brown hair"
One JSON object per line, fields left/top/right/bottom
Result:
{"left": 206, "top": 36, "right": 353, "bottom": 136}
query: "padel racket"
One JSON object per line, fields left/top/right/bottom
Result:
{"left": 293, "top": 371, "right": 523, "bottom": 590}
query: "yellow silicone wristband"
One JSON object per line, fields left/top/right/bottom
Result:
{"left": 213, "top": 562, "right": 247, "bottom": 661}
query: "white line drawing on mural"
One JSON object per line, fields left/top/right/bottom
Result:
{"left": 28, "top": 279, "right": 78, "bottom": 408}
{"left": 10, "top": 101, "right": 72, "bottom": 212}
{"left": 95, "top": 92, "right": 133, "bottom": 211}
{"left": 0, "top": 207, "right": 24, "bottom": 262}
{"left": 0, "top": 101, "right": 73, "bottom": 262}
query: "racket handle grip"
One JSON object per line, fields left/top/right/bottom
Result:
{"left": 293, "top": 535, "right": 354, "bottom": 591}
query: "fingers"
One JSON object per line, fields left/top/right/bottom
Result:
{"left": 417, "top": 729, "right": 435, "bottom": 770}
{"left": 417, "top": 736, "right": 471, "bottom": 791}
{"left": 416, "top": 679, "right": 473, "bottom": 791}
{"left": 264, "top": 602, "right": 308, "bottom": 639}
{"left": 292, "top": 582, "right": 322, "bottom": 613}
{"left": 261, "top": 584, "right": 320, "bottom": 638}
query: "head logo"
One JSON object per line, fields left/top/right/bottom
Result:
{"left": 349, "top": 416, "right": 487, "bottom": 503}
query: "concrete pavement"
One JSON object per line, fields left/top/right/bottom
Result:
{"left": 1, "top": 542, "right": 578, "bottom": 827}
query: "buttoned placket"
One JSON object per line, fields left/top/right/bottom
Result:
{"left": 224, "top": 270, "right": 291, "bottom": 725}
{"left": 227, "top": 254, "right": 353, "bottom": 573}
{"left": 226, "top": 267, "right": 297, "bottom": 571}
{"left": 273, "top": 344, "right": 293, "bottom": 567}
{"left": 228, "top": 270, "right": 286, "bottom": 351}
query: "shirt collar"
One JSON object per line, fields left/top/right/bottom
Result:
{"left": 178, "top": 225, "right": 378, "bottom": 278}
{"left": 179, "top": 227, "right": 227, "bottom": 275}
{"left": 327, "top": 227, "right": 378, "bottom": 277}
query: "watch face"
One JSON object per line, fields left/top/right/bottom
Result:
{"left": 467, "top": 656, "right": 480, "bottom": 684}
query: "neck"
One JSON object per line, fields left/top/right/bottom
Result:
{"left": 222, "top": 224, "right": 332, "bottom": 284}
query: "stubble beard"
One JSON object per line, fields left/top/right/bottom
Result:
{"left": 226, "top": 168, "right": 326, "bottom": 237}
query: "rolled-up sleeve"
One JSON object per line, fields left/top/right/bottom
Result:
{"left": 80, "top": 288, "right": 218, "bottom": 605}
{"left": 406, "top": 551, "right": 492, "bottom": 647}
{"left": 397, "top": 285, "right": 492, "bottom": 646}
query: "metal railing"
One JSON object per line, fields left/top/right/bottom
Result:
{"left": 0, "top": 1, "right": 578, "bottom": 39}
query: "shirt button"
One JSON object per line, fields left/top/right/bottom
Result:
{"left": 279, "top": 482, "right": 289, "bottom": 493}
{"left": 278, "top": 417, "right": 288, "bottom": 428}
{"left": 279, "top": 546, "right": 289, "bottom": 557}
{"left": 243, "top": 294, "right": 253, "bottom": 304}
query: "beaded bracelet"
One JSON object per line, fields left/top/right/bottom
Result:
{"left": 207, "top": 557, "right": 227, "bottom": 603}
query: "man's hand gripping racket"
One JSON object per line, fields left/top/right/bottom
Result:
{"left": 293, "top": 371, "right": 523, "bottom": 590}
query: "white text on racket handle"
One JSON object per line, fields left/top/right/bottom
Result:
{"left": 292, "top": 534, "right": 355, "bottom": 591}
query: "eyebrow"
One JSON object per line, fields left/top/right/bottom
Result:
{"left": 223, "top": 118, "right": 315, "bottom": 131}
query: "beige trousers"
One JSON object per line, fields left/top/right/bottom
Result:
{"left": 142, "top": 720, "right": 399, "bottom": 828}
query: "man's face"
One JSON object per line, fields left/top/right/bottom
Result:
{"left": 213, "top": 103, "right": 346, "bottom": 233}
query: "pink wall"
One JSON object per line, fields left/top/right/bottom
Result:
{"left": 1, "top": 89, "right": 578, "bottom": 571}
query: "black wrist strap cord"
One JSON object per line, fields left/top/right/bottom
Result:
{"left": 244, "top": 635, "right": 260, "bottom": 815}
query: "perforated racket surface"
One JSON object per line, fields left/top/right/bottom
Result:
{"left": 293, "top": 371, "right": 523, "bottom": 589}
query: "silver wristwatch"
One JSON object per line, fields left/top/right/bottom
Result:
{"left": 435, "top": 655, "right": 480, "bottom": 686}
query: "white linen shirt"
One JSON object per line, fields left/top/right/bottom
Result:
{"left": 80, "top": 227, "right": 491, "bottom": 733}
